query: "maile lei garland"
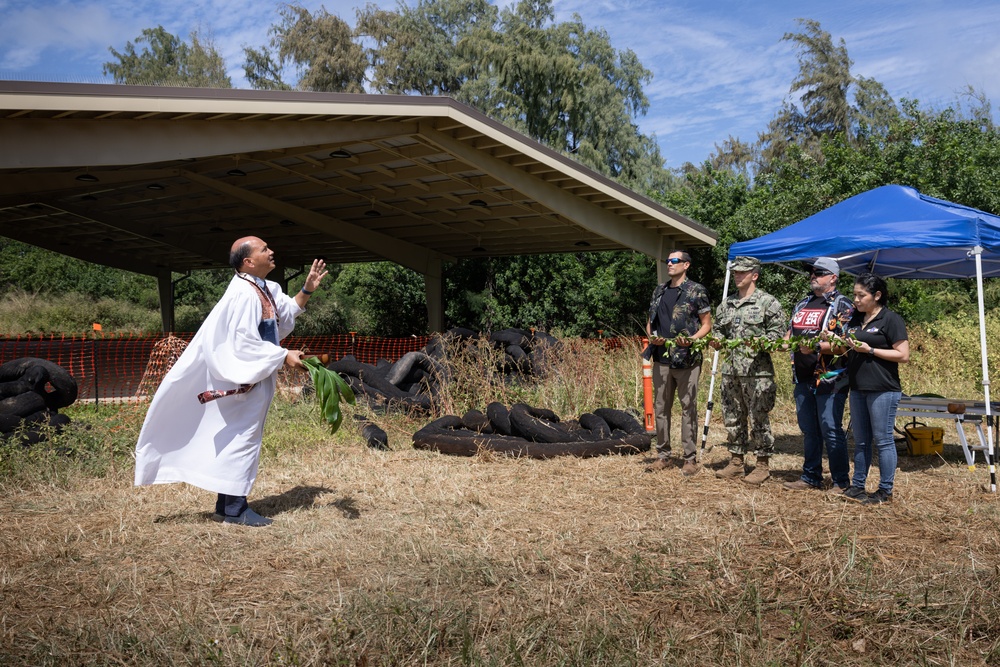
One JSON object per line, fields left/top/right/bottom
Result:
{"left": 653, "top": 332, "right": 860, "bottom": 360}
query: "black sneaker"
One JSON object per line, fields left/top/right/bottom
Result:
{"left": 843, "top": 486, "right": 868, "bottom": 502}
{"left": 862, "top": 489, "right": 892, "bottom": 505}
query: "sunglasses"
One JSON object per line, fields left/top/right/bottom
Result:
{"left": 665, "top": 258, "right": 687, "bottom": 265}
{"left": 809, "top": 270, "right": 832, "bottom": 277}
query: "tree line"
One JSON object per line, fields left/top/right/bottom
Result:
{"left": 3, "top": 8, "right": 998, "bottom": 336}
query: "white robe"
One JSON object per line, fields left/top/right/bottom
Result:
{"left": 134, "top": 275, "right": 303, "bottom": 496}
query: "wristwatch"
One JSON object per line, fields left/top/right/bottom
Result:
{"left": 813, "top": 341, "right": 822, "bottom": 354}
{"left": 868, "top": 346, "right": 875, "bottom": 356}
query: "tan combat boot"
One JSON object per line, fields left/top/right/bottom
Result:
{"left": 743, "top": 456, "right": 770, "bottom": 486}
{"left": 715, "top": 453, "right": 745, "bottom": 479}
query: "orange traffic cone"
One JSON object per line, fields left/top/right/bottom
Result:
{"left": 642, "top": 338, "right": 655, "bottom": 434}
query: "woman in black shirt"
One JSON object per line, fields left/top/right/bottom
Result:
{"left": 836, "top": 272, "right": 910, "bottom": 505}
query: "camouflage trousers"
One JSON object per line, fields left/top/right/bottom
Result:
{"left": 720, "top": 374, "right": 777, "bottom": 456}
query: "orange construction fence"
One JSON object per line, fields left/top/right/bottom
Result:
{"left": 0, "top": 333, "right": 641, "bottom": 405}
{"left": 0, "top": 333, "right": 431, "bottom": 404}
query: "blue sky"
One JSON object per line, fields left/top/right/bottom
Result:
{"left": 2, "top": 0, "right": 998, "bottom": 169}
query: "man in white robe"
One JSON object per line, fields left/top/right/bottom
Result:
{"left": 135, "top": 236, "right": 327, "bottom": 527}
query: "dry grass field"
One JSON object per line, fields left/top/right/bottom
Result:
{"left": 2, "top": 330, "right": 1000, "bottom": 666}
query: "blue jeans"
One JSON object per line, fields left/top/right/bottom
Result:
{"left": 794, "top": 384, "right": 849, "bottom": 488}
{"left": 850, "top": 390, "right": 901, "bottom": 494}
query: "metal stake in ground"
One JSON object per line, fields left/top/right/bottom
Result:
{"left": 700, "top": 263, "right": 732, "bottom": 454}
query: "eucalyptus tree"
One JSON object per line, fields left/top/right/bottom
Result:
{"left": 355, "top": 0, "right": 497, "bottom": 95}
{"left": 103, "top": 26, "right": 231, "bottom": 87}
{"left": 243, "top": 4, "right": 366, "bottom": 92}
{"left": 762, "top": 20, "right": 901, "bottom": 167}
{"left": 455, "top": 0, "right": 672, "bottom": 193}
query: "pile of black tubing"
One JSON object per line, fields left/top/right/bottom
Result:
{"left": 326, "top": 350, "right": 443, "bottom": 414}
{"left": 412, "top": 402, "right": 650, "bottom": 458}
{"left": 0, "top": 357, "right": 78, "bottom": 446}
{"left": 326, "top": 327, "right": 561, "bottom": 415}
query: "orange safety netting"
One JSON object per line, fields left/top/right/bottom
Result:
{"left": 1, "top": 333, "right": 635, "bottom": 405}
{"left": 0, "top": 333, "right": 431, "bottom": 404}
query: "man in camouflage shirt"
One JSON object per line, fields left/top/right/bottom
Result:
{"left": 645, "top": 250, "right": 713, "bottom": 476}
{"left": 710, "top": 256, "right": 787, "bottom": 485}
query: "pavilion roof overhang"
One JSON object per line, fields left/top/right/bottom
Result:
{"left": 0, "top": 81, "right": 716, "bottom": 278}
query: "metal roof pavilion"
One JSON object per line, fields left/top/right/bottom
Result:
{"left": 0, "top": 81, "right": 716, "bottom": 331}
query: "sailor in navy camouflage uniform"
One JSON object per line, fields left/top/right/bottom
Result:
{"left": 710, "top": 256, "right": 787, "bottom": 485}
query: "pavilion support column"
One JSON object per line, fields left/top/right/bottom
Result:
{"left": 424, "top": 259, "right": 444, "bottom": 334}
{"left": 657, "top": 236, "right": 668, "bottom": 284}
{"left": 157, "top": 271, "right": 175, "bottom": 333}
{"left": 271, "top": 263, "right": 288, "bottom": 293}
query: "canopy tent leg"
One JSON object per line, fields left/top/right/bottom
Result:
{"left": 424, "top": 259, "right": 444, "bottom": 334}
{"left": 701, "top": 263, "right": 732, "bottom": 454}
{"left": 972, "top": 248, "right": 996, "bottom": 492}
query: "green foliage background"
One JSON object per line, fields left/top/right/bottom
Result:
{"left": 3, "top": 10, "right": 1000, "bottom": 336}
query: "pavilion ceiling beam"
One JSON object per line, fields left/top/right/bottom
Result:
{"left": 54, "top": 201, "right": 232, "bottom": 262}
{"left": 254, "top": 159, "right": 472, "bottom": 236}
{"left": 421, "top": 125, "right": 670, "bottom": 254}
{"left": 181, "top": 169, "right": 453, "bottom": 275}
{"left": 0, "top": 119, "right": 418, "bottom": 169}
{"left": 0, "top": 169, "right": 182, "bottom": 201}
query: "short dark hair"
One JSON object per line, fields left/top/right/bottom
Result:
{"left": 854, "top": 271, "right": 888, "bottom": 305}
{"left": 670, "top": 250, "right": 692, "bottom": 264}
{"left": 230, "top": 240, "right": 253, "bottom": 272}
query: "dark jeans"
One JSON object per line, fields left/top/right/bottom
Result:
{"left": 793, "top": 384, "right": 849, "bottom": 488}
{"left": 215, "top": 494, "right": 248, "bottom": 517}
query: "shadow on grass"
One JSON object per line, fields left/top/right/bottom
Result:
{"left": 153, "top": 485, "right": 349, "bottom": 524}
{"left": 254, "top": 484, "right": 356, "bottom": 518}
{"left": 775, "top": 432, "right": 965, "bottom": 476}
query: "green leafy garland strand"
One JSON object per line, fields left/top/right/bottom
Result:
{"left": 653, "top": 333, "right": 859, "bottom": 357}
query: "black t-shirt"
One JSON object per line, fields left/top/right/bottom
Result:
{"left": 652, "top": 286, "right": 681, "bottom": 336}
{"left": 845, "top": 307, "right": 908, "bottom": 392}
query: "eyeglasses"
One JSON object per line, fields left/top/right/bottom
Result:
{"left": 809, "top": 270, "right": 832, "bottom": 277}
{"left": 665, "top": 258, "right": 687, "bottom": 265}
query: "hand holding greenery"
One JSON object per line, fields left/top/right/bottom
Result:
{"left": 301, "top": 356, "right": 355, "bottom": 433}
{"left": 656, "top": 332, "right": 859, "bottom": 359}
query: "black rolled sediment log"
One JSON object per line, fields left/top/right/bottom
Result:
{"left": 486, "top": 402, "right": 512, "bottom": 436}
{"left": 0, "top": 358, "right": 78, "bottom": 410}
{"left": 579, "top": 413, "right": 612, "bottom": 440}
{"left": 594, "top": 408, "right": 646, "bottom": 435}
{"left": 0, "top": 391, "right": 47, "bottom": 418}
{"left": 360, "top": 421, "right": 389, "bottom": 450}
{"left": 461, "top": 409, "right": 491, "bottom": 433}
{"left": 413, "top": 429, "right": 650, "bottom": 458}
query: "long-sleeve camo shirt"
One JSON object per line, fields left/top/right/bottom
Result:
{"left": 712, "top": 288, "right": 787, "bottom": 377}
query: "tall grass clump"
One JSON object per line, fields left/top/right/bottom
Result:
{"left": 429, "top": 335, "right": 645, "bottom": 419}
{"left": 0, "top": 404, "right": 143, "bottom": 486}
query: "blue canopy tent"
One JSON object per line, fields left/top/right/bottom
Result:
{"left": 727, "top": 184, "right": 1000, "bottom": 279}
{"left": 707, "top": 185, "right": 999, "bottom": 488}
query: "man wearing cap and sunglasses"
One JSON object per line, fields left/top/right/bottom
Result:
{"left": 645, "top": 250, "right": 712, "bottom": 476}
{"left": 783, "top": 257, "right": 855, "bottom": 493}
